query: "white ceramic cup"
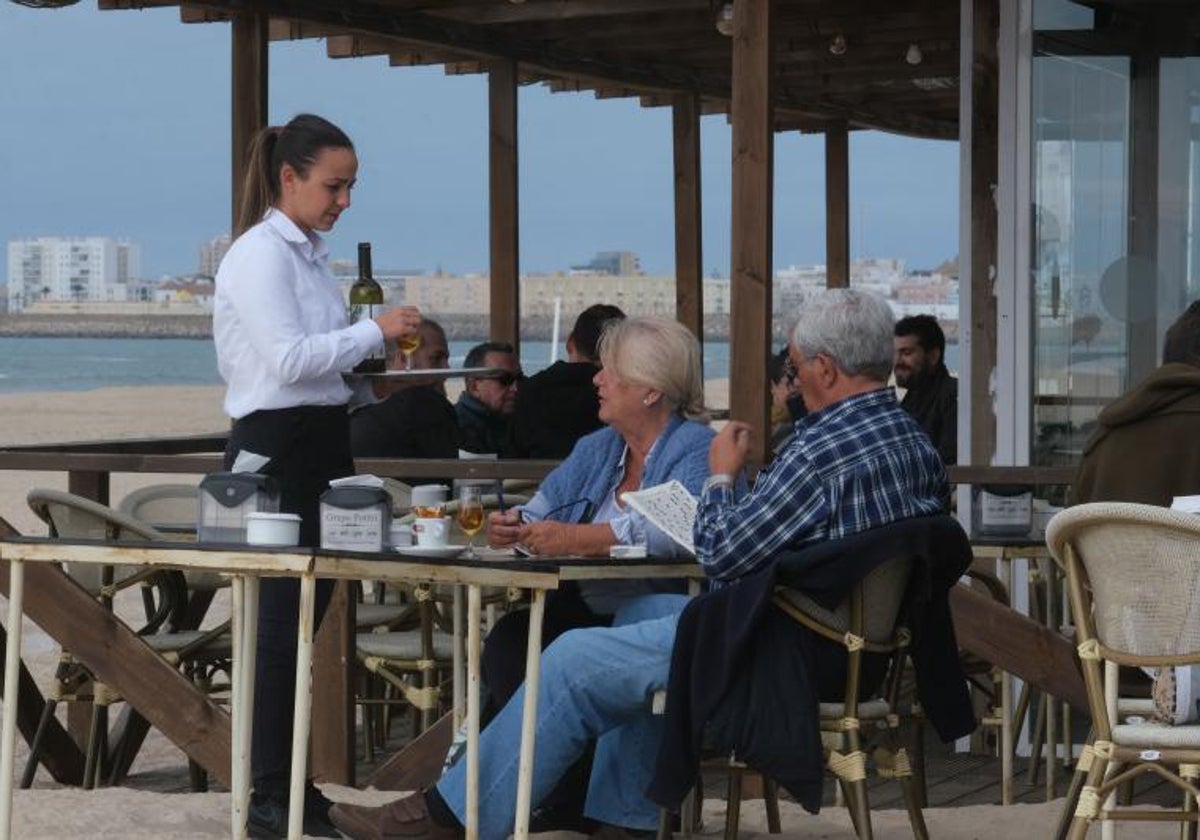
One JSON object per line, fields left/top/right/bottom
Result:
{"left": 389, "top": 522, "right": 413, "bottom": 548}
{"left": 413, "top": 516, "right": 451, "bottom": 549}
{"left": 245, "top": 512, "right": 302, "bottom": 547}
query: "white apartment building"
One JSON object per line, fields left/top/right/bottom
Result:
{"left": 6, "top": 236, "right": 139, "bottom": 312}
{"left": 199, "top": 234, "right": 232, "bottom": 277}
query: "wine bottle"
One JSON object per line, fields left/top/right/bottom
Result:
{"left": 350, "top": 241, "right": 386, "bottom": 373}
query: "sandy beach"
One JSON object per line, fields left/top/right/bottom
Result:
{"left": 0, "top": 382, "right": 1103, "bottom": 838}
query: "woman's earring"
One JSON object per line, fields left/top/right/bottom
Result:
{"left": 642, "top": 396, "right": 653, "bottom": 407}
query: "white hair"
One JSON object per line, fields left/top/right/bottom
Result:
{"left": 599, "top": 316, "right": 708, "bottom": 422}
{"left": 789, "top": 289, "right": 894, "bottom": 381}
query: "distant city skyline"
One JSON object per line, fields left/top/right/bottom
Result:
{"left": 0, "top": 4, "right": 961, "bottom": 280}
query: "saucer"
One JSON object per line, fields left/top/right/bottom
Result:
{"left": 394, "top": 544, "right": 467, "bottom": 560}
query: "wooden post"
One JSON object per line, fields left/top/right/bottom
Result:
{"left": 966, "top": 0, "right": 999, "bottom": 467}
{"left": 489, "top": 58, "right": 520, "bottom": 351}
{"left": 672, "top": 92, "right": 704, "bottom": 351}
{"left": 729, "top": 0, "right": 774, "bottom": 466}
{"left": 311, "top": 583, "right": 355, "bottom": 784}
{"left": 231, "top": 11, "right": 268, "bottom": 236}
{"left": 1127, "top": 50, "right": 1160, "bottom": 384}
{"left": 825, "top": 123, "right": 850, "bottom": 289}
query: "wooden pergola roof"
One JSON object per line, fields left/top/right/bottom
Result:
{"left": 99, "top": 0, "right": 961, "bottom": 140}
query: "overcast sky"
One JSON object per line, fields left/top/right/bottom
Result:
{"left": 0, "top": 3, "right": 960, "bottom": 279}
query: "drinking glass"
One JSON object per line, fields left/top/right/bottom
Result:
{"left": 457, "top": 484, "right": 485, "bottom": 559}
{"left": 398, "top": 329, "right": 422, "bottom": 370}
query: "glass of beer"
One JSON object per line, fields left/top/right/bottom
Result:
{"left": 457, "top": 484, "right": 485, "bottom": 559}
{"left": 398, "top": 328, "right": 422, "bottom": 370}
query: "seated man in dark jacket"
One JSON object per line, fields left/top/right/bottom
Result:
{"left": 508, "top": 303, "right": 625, "bottom": 459}
{"left": 894, "top": 314, "right": 957, "bottom": 464}
{"left": 350, "top": 319, "right": 457, "bottom": 473}
{"left": 456, "top": 341, "right": 521, "bottom": 456}
{"left": 330, "top": 289, "right": 959, "bottom": 840}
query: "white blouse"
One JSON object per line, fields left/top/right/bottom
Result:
{"left": 213, "top": 208, "right": 382, "bottom": 419}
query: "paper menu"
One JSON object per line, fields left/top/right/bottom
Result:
{"left": 620, "top": 480, "right": 698, "bottom": 555}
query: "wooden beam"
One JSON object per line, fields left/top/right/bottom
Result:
{"left": 430, "top": 0, "right": 707, "bottom": 25}
{"left": 672, "top": 92, "right": 703, "bottom": 348}
{"left": 824, "top": 123, "right": 849, "bottom": 289}
{"left": 489, "top": 58, "right": 520, "bottom": 350}
{"left": 0, "top": 560, "right": 232, "bottom": 785}
{"left": 950, "top": 584, "right": 1086, "bottom": 712}
{"left": 311, "top": 582, "right": 355, "bottom": 784}
{"left": 231, "top": 11, "right": 268, "bottom": 237}
{"left": 965, "top": 0, "right": 998, "bottom": 467}
{"left": 729, "top": 0, "right": 774, "bottom": 466}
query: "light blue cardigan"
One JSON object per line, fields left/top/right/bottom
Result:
{"left": 522, "top": 413, "right": 714, "bottom": 559}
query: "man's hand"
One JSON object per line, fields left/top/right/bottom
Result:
{"left": 710, "top": 421, "right": 752, "bottom": 476}
{"left": 517, "top": 521, "right": 576, "bottom": 556}
{"left": 487, "top": 509, "right": 522, "bottom": 547}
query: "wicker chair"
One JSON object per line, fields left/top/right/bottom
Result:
{"left": 23, "top": 488, "right": 231, "bottom": 789}
{"left": 1047, "top": 502, "right": 1200, "bottom": 839}
{"left": 773, "top": 554, "right": 928, "bottom": 840}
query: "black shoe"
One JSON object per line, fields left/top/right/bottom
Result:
{"left": 305, "top": 781, "right": 336, "bottom": 823}
{"left": 247, "top": 794, "right": 341, "bottom": 839}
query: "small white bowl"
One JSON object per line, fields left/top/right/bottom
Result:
{"left": 246, "top": 512, "right": 302, "bottom": 547}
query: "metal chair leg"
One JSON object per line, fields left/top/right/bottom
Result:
{"left": 19, "top": 698, "right": 58, "bottom": 789}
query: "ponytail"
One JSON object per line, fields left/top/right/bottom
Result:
{"left": 235, "top": 127, "right": 282, "bottom": 236}
{"left": 233, "top": 114, "right": 354, "bottom": 236}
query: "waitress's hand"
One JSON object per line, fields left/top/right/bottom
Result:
{"left": 375, "top": 306, "right": 422, "bottom": 341}
{"left": 487, "top": 509, "right": 522, "bottom": 547}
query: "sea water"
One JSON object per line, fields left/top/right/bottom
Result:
{"left": 0, "top": 336, "right": 960, "bottom": 394}
{"left": 0, "top": 337, "right": 743, "bottom": 394}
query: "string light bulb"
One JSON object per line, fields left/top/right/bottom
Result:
{"left": 715, "top": 2, "right": 734, "bottom": 37}
{"left": 905, "top": 43, "right": 923, "bottom": 65}
{"left": 828, "top": 33, "right": 847, "bottom": 56}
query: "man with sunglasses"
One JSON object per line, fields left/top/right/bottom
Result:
{"left": 455, "top": 341, "right": 522, "bottom": 456}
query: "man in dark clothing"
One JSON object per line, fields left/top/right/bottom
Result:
{"left": 1074, "top": 300, "right": 1200, "bottom": 505}
{"left": 456, "top": 342, "right": 521, "bottom": 456}
{"left": 894, "top": 314, "right": 957, "bottom": 465}
{"left": 350, "top": 320, "right": 458, "bottom": 473}
{"left": 508, "top": 304, "right": 625, "bottom": 459}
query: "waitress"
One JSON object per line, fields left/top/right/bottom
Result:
{"left": 213, "top": 113, "right": 419, "bottom": 838}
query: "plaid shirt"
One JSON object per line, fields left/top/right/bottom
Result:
{"left": 694, "top": 387, "right": 948, "bottom": 583}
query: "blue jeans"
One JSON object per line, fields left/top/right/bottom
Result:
{"left": 437, "top": 593, "right": 690, "bottom": 839}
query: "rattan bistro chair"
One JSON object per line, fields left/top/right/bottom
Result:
{"left": 1047, "top": 503, "right": 1200, "bottom": 839}
{"left": 773, "top": 555, "right": 928, "bottom": 840}
{"left": 23, "top": 488, "right": 232, "bottom": 789}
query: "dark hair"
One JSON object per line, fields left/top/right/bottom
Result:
{"left": 894, "top": 314, "right": 946, "bottom": 359}
{"left": 235, "top": 114, "right": 354, "bottom": 235}
{"left": 464, "top": 341, "right": 516, "bottom": 370}
{"left": 570, "top": 304, "right": 626, "bottom": 362}
{"left": 768, "top": 347, "right": 790, "bottom": 385}
{"left": 1163, "top": 300, "right": 1200, "bottom": 368}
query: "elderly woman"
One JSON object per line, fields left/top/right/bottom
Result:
{"left": 477, "top": 317, "right": 713, "bottom": 826}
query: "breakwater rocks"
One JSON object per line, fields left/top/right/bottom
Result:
{"left": 0, "top": 313, "right": 740, "bottom": 342}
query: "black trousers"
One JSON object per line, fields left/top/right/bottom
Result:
{"left": 225, "top": 404, "right": 354, "bottom": 800}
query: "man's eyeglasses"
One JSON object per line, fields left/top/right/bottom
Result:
{"left": 478, "top": 371, "right": 524, "bottom": 388}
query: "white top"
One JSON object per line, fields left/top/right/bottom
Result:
{"left": 214, "top": 208, "right": 382, "bottom": 419}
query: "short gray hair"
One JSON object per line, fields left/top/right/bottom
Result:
{"left": 789, "top": 289, "right": 894, "bottom": 381}
{"left": 599, "top": 316, "right": 708, "bottom": 422}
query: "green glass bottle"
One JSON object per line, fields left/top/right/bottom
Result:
{"left": 350, "top": 241, "right": 386, "bottom": 373}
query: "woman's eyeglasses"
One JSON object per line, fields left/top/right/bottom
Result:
{"left": 520, "top": 498, "right": 595, "bottom": 525}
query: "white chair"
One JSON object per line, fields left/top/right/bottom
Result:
{"left": 1047, "top": 502, "right": 1200, "bottom": 839}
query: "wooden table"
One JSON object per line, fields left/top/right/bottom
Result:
{"left": 0, "top": 538, "right": 700, "bottom": 840}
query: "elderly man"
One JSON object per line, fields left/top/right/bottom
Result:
{"left": 330, "top": 289, "right": 950, "bottom": 840}
{"left": 456, "top": 341, "right": 521, "bottom": 456}
{"left": 350, "top": 319, "right": 456, "bottom": 466}
{"left": 894, "top": 314, "right": 957, "bottom": 464}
